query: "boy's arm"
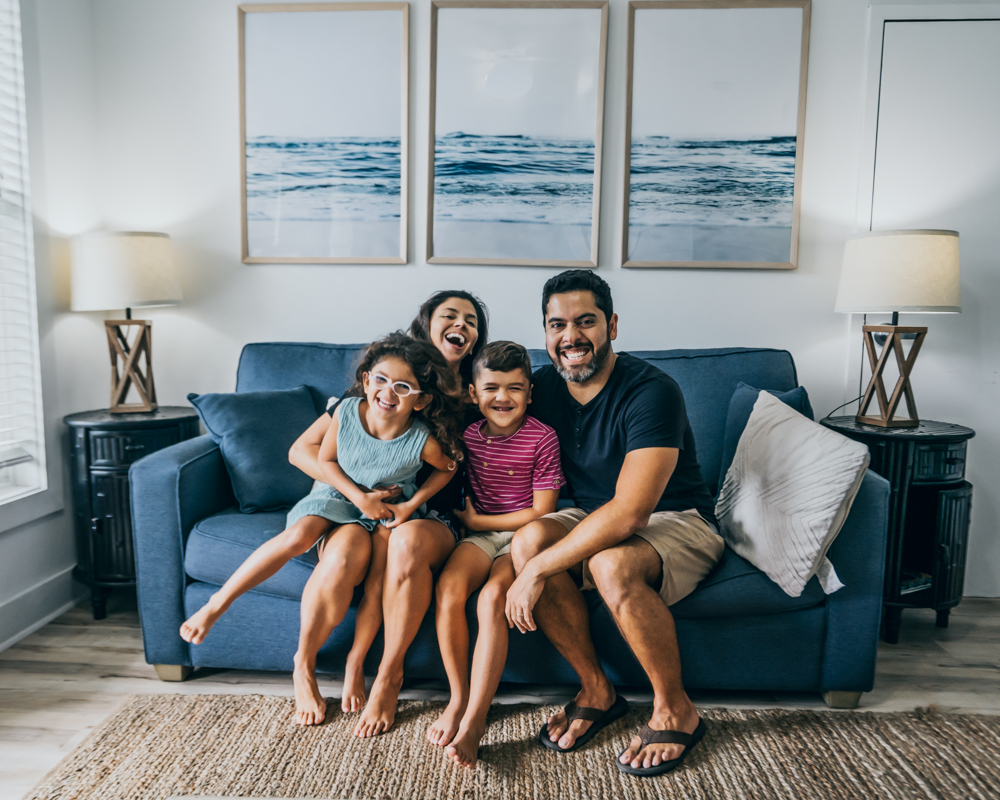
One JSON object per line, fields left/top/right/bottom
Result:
{"left": 385, "top": 436, "right": 457, "bottom": 528}
{"left": 317, "top": 408, "right": 399, "bottom": 520}
{"left": 455, "top": 488, "right": 560, "bottom": 532}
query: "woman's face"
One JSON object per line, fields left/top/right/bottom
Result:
{"left": 428, "top": 297, "right": 479, "bottom": 369}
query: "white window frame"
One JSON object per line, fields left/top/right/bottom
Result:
{"left": 0, "top": 0, "right": 62, "bottom": 533}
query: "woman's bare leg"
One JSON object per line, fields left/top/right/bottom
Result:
{"left": 446, "top": 555, "right": 515, "bottom": 768}
{"left": 354, "top": 519, "right": 456, "bottom": 737}
{"left": 293, "top": 523, "right": 372, "bottom": 726}
{"left": 427, "top": 543, "right": 492, "bottom": 747}
{"left": 180, "top": 516, "right": 331, "bottom": 644}
{"left": 341, "top": 525, "right": 390, "bottom": 712}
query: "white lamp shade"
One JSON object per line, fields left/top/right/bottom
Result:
{"left": 71, "top": 231, "right": 183, "bottom": 312}
{"left": 835, "top": 229, "right": 960, "bottom": 314}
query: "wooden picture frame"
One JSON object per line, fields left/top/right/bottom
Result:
{"left": 622, "top": 0, "right": 811, "bottom": 269}
{"left": 239, "top": 3, "right": 409, "bottom": 264}
{"left": 427, "top": 0, "right": 609, "bottom": 267}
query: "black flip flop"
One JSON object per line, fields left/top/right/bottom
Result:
{"left": 539, "top": 694, "right": 630, "bottom": 753}
{"left": 616, "top": 717, "right": 707, "bottom": 777}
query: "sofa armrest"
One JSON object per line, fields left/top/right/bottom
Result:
{"left": 130, "top": 434, "right": 235, "bottom": 667}
{"left": 821, "top": 469, "right": 890, "bottom": 692}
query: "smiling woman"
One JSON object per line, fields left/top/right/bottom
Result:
{"left": 409, "top": 290, "right": 490, "bottom": 387}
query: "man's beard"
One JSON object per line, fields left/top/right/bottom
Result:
{"left": 552, "top": 337, "right": 612, "bottom": 384}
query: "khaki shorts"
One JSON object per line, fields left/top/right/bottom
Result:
{"left": 462, "top": 529, "right": 515, "bottom": 561}
{"left": 543, "top": 507, "right": 725, "bottom": 606}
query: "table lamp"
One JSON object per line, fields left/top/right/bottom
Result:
{"left": 71, "top": 232, "right": 183, "bottom": 413}
{"left": 835, "top": 229, "right": 960, "bottom": 428}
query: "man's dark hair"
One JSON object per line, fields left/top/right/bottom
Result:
{"left": 541, "top": 270, "right": 613, "bottom": 323}
{"left": 472, "top": 341, "right": 532, "bottom": 384}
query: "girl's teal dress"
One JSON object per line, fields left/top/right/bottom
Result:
{"left": 286, "top": 396, "right": 431, "bottom": 532}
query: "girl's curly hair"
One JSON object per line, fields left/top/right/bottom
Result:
{"left": 349, "top": 332, "right": 465, "bottom": 463}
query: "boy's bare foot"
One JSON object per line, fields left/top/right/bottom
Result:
{"left": 445, "top": 720, "right": 486, "bottom": 769}
{"left": 353, "top": 671, "right": 402, "bottom": 737}
{"left": 341, "top": 655, "right": 367, "bottom": 713}
{"left": 179, "top": 596, "right": 226, "bottom": 644}
{"left": 292, "top": 657, "right": 327, "bottom": 726}
{"left": 427, "top": 697, "right": 466, "bottom": 747}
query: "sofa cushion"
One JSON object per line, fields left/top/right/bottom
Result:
{"left": 188, "top": 385, "right": 317, "bottom": 512}
{"left": 668, "top": 547, "right": 827, "bottom": 619}
{"left": 718, "top": 382, "right": 813, "bottom": 489}
{"left": 185, "top": 507, "right": 318, "bottom": 600}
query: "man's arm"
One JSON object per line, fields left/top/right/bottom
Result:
{"left": 522, "top": 446, "right": 677, "bottom": 580}
{"left": 505, "top": 446, "right": 677, "bottom": 633}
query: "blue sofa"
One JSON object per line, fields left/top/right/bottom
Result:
{"left": 130, "top": 343, "right": 889, "bottom": 708}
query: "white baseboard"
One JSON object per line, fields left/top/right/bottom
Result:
{"left": 0, "top": 566, "right": 86, "bottom": 653}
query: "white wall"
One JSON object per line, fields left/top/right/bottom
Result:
{"left": 4, "top": 0, "right": 993, "bottom": 649}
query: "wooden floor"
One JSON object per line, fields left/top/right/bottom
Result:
{"left": 1, "top": 594, "right": 998, "bottom": 800}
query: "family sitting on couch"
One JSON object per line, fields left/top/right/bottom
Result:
{"left": 179, "top": 270, "right": 724, "bottom": 777}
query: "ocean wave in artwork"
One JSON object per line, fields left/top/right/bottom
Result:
{"left": 629, "top": 136, "right": 796, "bottom": 227}
{"left": 246, "top": 136, "right": 401, "bottom": 222}
{"left": 434, "top": 133, "right": 596, "bottom": 225}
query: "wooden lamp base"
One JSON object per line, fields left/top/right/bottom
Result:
{"left": 105, "top": 319, "right": 158, "bottom": 413}
{"left": 856, "top": 324, "right": 927, "bottom": 428}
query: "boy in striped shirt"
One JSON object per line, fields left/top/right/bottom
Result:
{"left": 427, "top": 341, "right": 565, "bottom": 768}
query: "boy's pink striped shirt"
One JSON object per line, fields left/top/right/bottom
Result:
{"left": 464, "top": 415, "right": 565, "bottom": 515}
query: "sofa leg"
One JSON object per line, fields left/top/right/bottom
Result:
{"left": 154, "top": 664, "right": 192, "bottom": 682}
{"left": 822, "top": 690, "right": 862, "bottom": 709}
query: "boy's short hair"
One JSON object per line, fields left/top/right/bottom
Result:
{"left": 472, "top": 341, "right": 532, "bottom": 384}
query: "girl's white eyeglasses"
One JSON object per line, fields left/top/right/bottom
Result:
{"left": 368, "top": 372, "right": 423, "bottom": 397}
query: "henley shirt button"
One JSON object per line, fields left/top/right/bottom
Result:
{"left": 484, "top": 462, "right": 488, "bottom": 467}
{"left": 508, "top": 470, "right": 514, "bottom": 476}
{"left": 487, "top": 439, "right": 492, "bottom": 444}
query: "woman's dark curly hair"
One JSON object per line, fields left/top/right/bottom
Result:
{"left": 409, "top": 290, "right": 489, "bottom": 387}
{"left": 349, "top": 332, "right": 465, "bottom": 463}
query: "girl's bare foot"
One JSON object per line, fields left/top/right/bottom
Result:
{"left": 427, "top": 697, "right": 466, "bottom": 747}
{"left": 353, "top": 671, "right": 402, "bottom": 737}
{"left": 292, "top": 657, "right": 327, "bottom": 726}
{"left": 341, "top": 654, "right": 367, "bottom": 713}
{"left": 179, "top": 596, "right": 226, "bottom": 644}
{"left": 445, "top": 720, "right": 486, "bottom": 769}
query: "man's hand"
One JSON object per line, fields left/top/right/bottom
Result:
{"left": 356, "top": 485, "right": 401, "bottom": 522}
{"left": 505, "top": 564, "right": 544, "bottom": 633}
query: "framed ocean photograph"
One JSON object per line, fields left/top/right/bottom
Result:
{"left": 239, "top": 3, "right": 409, "bottom": 264}
{"left": 623, "top": 0, "right": 811, "bottom": 269}
{"left": 427, "top": 0, "right": 609, "bottom": 267}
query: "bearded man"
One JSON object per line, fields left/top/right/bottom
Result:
{"left": 505, "top": 270, "right": 724, "bottom": 777}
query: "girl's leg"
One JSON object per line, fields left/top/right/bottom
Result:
{"left": 354, "top": 518, "right": 456, "bottom": 738}
{"left": 446, "top": 554, "right": 516, "bottom": 768}
{"left": 293, "top": 523, "right": 372, "bottom": 726}
{"left": 427, "top": 543, "right": 493, "bottom": 747}
{"left": 180, "top": 516, "right": 331, "bottom": 644}
{"left": 341, "top": 525, "right": 391, "bottom": 712}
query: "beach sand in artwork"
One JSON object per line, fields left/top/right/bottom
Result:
{"left": 432, "top": 220, "right": 592, "bottom": 262}
{"left": 628, "top": 224, "right": 792, "bottom": 264}
{"left": 248, "top": 220, "right": 402, "bottom": 260}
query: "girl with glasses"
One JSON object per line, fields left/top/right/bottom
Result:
{"left": 180, "top": 332, "right": 464, "bottom": 727}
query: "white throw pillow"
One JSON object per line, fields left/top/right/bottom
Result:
{"left": 715, "top": 391, "right": 870, "bottom": 598}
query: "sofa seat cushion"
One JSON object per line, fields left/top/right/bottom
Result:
{"left": 668, "top": 546, "right": 826, "bottom": 619}
{"left": 185, "top": 507, "right": 319, "bottom": 601}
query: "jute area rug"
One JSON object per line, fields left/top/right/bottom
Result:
{"left": 24, "top": 694, "right": 1000, "bottom": 800}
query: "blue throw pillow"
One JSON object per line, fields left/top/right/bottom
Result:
{"left": 717, "top": 382, "right": 814, "bottom": 491}
{"left": 188, "top": 385, "right": 318, "bottom": 513}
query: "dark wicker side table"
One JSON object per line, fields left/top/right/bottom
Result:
{"left": 65, "top": 407, "right": 200, "bottom": 619}
{"left": 820, "top": 417, "right": 975, "bottom": 644}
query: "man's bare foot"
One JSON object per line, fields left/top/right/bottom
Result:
{"left": 341, "top": 654, "right": 367, "bottom": 713}
{"left": 353, "top": 671, "right": 402, "bottom": 737}
{"left": 179, "top": 596, "right": 226, "bottom": 644}
{"left": 545, "top": 680, "right": 616, "bottom": 751}
{"left": 618, "top": 700, "right": 700, "bottom": 770}
{"left": 427, "top": 697, "right": 467, "bottom": 747}
{"left": 445, "top": 719, "right": 486, "bottom": 768}
{"left": 292, "top": 657, "right": 327, "bottom": 726}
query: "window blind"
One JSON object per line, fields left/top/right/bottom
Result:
{"left": 0, "top": 0, "right": 45, "bottom": 503}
